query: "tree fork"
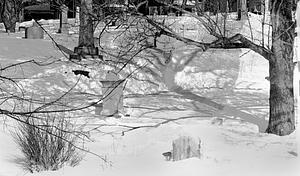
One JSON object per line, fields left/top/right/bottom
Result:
{"left": 147, "top": 0, "right": 296, "bottom": 135}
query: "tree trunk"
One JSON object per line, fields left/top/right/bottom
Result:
{"left": 19, "top": 8, "right": 24, "bottom": 22}
{"left": 78, "top": 0, "right": 94, "bottom": 47}
{"left": 1, "top": 0, "right": 18, "bottom": 32}
{"left": 237, "top": 0, "right": 247, "bottom": 20}
{"left": 266, "top": 0, "right": 295, "bottom": 136}
{"left": 58, "top": 4, "right": 69, "bottom": 34}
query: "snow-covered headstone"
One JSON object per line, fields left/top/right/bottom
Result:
{"left": 171, "top": 136, "right": 201, "bottom": 161}
{"left": 94, "top": 103, "right": 103, "bottom": 116}
{"left": 100, "top": 71, "right": 124, "bottom": 117}
{"left": 25, "top": 21, "right": 44, "bottom": 39}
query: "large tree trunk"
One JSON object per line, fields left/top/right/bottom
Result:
{"left": 0, "top": 0, "right": 18, "bottom": 32}
{"left": 72, "top": 0, "right": 100, "bottom": 57}
{"left": 266, "top": 0, "right": 295, "bottom": 136}
{"left": 78, "top": 0, "right": 94, "bottom": 47}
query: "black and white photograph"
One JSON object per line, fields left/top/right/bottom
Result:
{"left": 0, "top": 0, "right": 299, "bottom": 175}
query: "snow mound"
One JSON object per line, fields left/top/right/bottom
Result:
{"left": 234, "top": 49, "right": 269, "bottom": 91}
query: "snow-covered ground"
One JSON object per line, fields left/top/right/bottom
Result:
{"left": 0, "top": 12, "right": 299, "bottom": 176}
{"left": 0, "top": 113, "right": 298, "bottom": 176}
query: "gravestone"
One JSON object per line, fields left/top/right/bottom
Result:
{"left": 172, "top": 136, "right": 201, "bottom": 161}
{"left": 100, "top": 71, "right": 124, "bottom": 117}
{"left": 25, "top": 22, "right": 44, "bottom": 39}
{"left": 93, "top": 103, "right": 103, "bottom": 115}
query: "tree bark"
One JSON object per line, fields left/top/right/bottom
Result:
{"left": 0, "top": 0, "right": 18, "bottom": 32}
{"left": 78, "top": 0, "right": 94, "bottom": 47}
{"left": 58, "top": 4, "right": 69, "bottom": 34}
{"left": 266, "top": 0, "right": 295, "bottom": 135}
{"left": 72, "top": 0, "right": 100, "bottom": 57}
{"left": 237, "top": 0, "right": 247, "bottom": 20}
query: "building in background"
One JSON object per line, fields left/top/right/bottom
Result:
{"left": 23, "top": 0, "right": 77, "bottom": 21}
{"left": 134, "top": 0, "right": 263, "bottom": 16}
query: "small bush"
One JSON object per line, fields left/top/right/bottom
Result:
{"left": 12, "top": 115, "right": 83, "bottom": 173}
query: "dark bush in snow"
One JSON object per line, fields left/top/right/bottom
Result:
{"left": 12, "top": 114, "right": 82, "bottom": 173}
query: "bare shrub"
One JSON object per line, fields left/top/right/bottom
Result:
{"left": 12, "top": 114, "right": 83, "bottom": 173}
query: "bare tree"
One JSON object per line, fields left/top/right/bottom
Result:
{"left": 78, "top": 0, "right": 95, "bottom": 48}
{"left": 90, "top": 0, "right": 297, "bottom": 136}
{"left": 0, "top": 1, "right": 297, "bottom": 172}
{"left": 266, "top": 0, "right": 296, "bottom": 135}
{"left": 0, "top": 58, "right": 111, "bottom": 168}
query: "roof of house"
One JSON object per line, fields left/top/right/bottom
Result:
{"left": 24, "top": 3, "right": 53, "bottom": 12}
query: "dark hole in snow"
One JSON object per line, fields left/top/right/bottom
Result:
{"left": 72, "top": 70, "right": 90, "bottom": 78}
{"left": 162, "top": 151, "right": 172, "bottom": 161}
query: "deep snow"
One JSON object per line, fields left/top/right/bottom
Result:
{"left": 0, "top": 11, "right": 299, "bottom": 176}
{"left": 0, "top": 114, "right": 298, "bottom": 176}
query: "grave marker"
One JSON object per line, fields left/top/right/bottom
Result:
{"left": 25, "top": 22, "right": 44, "bottom": 39}
{"left": 100, "top": 71, "right": 124, "bottom": 117}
